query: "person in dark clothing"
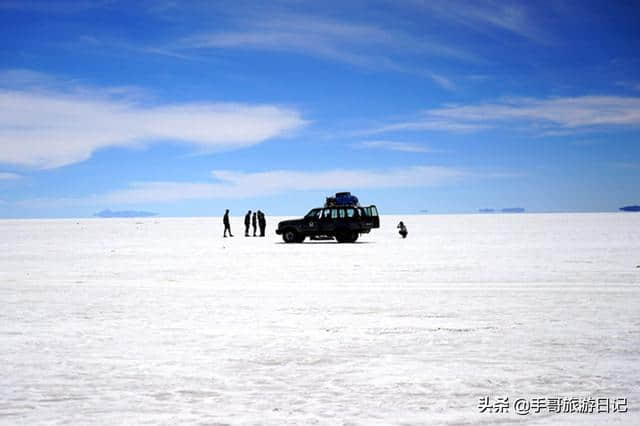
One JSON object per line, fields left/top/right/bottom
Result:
{"left": 223, "top": 209, "right": 233, "bottom": 237}
{"left": 397, "top": 221, "right": 407, "bottom": 239}
{"left": 258, "top": 210, "right": 266, "bottom": 237}
{"left": 252, "top": 212, "right": 257, "bottom": 237}
{"left": 244, "top": 210, "right": 251, "bottom": 236}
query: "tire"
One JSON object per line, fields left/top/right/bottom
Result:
{"left": 335, "top": 231, "right": 358, "bottom": 243}
{"left": 282, "top": 229, "right": 300, "bottom": 243}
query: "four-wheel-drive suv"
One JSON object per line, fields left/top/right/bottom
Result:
{"left": 276, "top": 205, "right": 380, "bottom": 243}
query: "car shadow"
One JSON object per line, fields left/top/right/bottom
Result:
{"left": 275, "top": 241, "right": 374, "bottom": 245}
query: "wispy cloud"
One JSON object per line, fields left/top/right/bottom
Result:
{"left": 429, "top": 73, "right": 455, "bottom": 90}
{"left": 0, "top": 69, "right": 153, "bottom": 100}
{"left": 177, "top": 13, "right": 472, "bottom": 86}
{"left": 185, "top": 14, "right": 474, "bottom": 60}
{"left": 355, "top": 140, "right": 434, "bottom": 153}
{"left": 16, "top": 166, "right": 468, "bottom": 208}
{"left": 612, "top": 162, "right": 640, "bottom": 170}
{"left": 107, "top": 166, "right": 467, "bottom": 203}
{"left": 412, "top": 0, "right": 550, "bottom": 44}
{"left": 0, "top": 0, "right": 113, "bottom": 13}
{"left": 0, "top": 73, "right": 306, "bottom": 169}
{"left": 0, "top": 172, "right": 21, "bottom": 180}
{"left": 370, "top": 96, "right": 640, "bottom": 135}
{"left": 0, "top": 69, "right": 59, "bottom": 88}
{"left": 370, "top": 119, "right": 488, "bottom": 134}
{"left": 74, "top": 35, "right": 204, "bottom": 62}
{"left": 615, "top": 81, "right": 640, "bottom": 91}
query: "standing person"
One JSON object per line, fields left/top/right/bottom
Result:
{"left": 244, "top": 210, "right": 251, "bottom": 237}
{"left": 397, "top": 221, "right": 407, "bottom": 239}
{"left": 258, "top": 210, "right": 267, "bottom": 237}
{"left": 252, "top": 212, "right": 257, "bottom": 237}
{"left": 223, "top": 209, "right": 233, "bottom": 237}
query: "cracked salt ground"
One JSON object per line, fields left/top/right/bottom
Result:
{"left": 0, "top": 213, "right": 639, "bottom": 424}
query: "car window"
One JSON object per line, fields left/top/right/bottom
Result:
{"left": 331, "top": 209, "right": 338, "bottom": 219}
{"left": 306, "top": 209, "right": 320, "bottom": 218}
{"left": 322, "top": 209, "right": 331, "bottom": 218}
{"left": 371, "top": 206, "right": 378, "bottom": 216}
{"left": 338, "top": 209, "right": 346, "bottom": 218}
{"left": 346, "top": 208, "right": 355, "bottom": 217}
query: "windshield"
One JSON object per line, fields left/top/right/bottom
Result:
{"left": 305, "top": 209, "right": 321, "bottom": 218}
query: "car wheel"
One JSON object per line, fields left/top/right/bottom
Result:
{"left": 283, "top": 229, "right": 299, "bottom": 243}
{"left": 336, "top": 231, "right": 358, "bottom": 243}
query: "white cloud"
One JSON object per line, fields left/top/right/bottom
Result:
{"left": 612, "top": 162, "right": 640, "bottom": 170}
{"left": 429, "top": 96, "right": 640, "bottom": 127}
{"left": 355, "top": 140, "right": 433, "bottom": 153}
{"left": 429, "top": 73, "right": 455, "bottom": 90}
{"left": 0, "top": 87, "right": 306, "bottom": 168}
{"left": 0, "top": 0, "right": 110, "bottom": 12}
{"left": 185, "top": 14, "right": 473, "bottom": 60}
{"left": 178, "top": 14, "right": 472, "bottom": 84}
{"left": 371, "top": 119, "right": 488, "bottom": 134}
{"left": 16, "top": 166, "right": 468, "bottom": 208}
{"left": 412, "top": 0, "right": 550, "bottom": 44}
{"left": 106, "top": 166, "right": 467, "bottom": 203}
{"left": 0, "top": 69, "right": 60, "bottom": 88}
{"left": 0, "top": 172, "right": 21, "bottom": 180}
{"left": 371, "top": 96, "right": 640, "bottom": 135}
{"left": 615, "top": 81, "right": 640, "bottom": 91}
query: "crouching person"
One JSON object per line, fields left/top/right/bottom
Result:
{"left": 397, "top": 221, "right": 407, "bottom": 239}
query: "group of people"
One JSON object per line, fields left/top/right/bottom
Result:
{"left": 222, "top": 209, "right": 267, "bottom": 238}
{"left": 244, "top": 210, "right": 267, "bottom": 237}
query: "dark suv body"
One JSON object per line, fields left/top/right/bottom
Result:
{"left": 276, "top": 205, "right": 380, "bottom": 243}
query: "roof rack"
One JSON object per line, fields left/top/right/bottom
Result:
{"left": 324, "top": 192, "right": 360, "bottom": 207}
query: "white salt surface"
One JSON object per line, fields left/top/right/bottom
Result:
{"left": 1, "top": 213, "right": 639, "bottom": 424}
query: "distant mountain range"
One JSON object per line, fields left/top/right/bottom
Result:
{"left": 619, "top": 205, "right": 640, "bottom": 212}
{"left": 479, "top": 208, "right": 525, "bottom": 213}
{"left": 94, "top": 209, "right": 158, "bottom": 218}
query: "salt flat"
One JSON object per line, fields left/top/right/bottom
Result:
{"left": 1, "top": 213, "right": 639, "bottom": 424}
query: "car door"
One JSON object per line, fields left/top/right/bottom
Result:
{"left": 319, "top": 208, "right": 337, "bottom": 234}
{"left": 304, "top": 209, "right": 322, "bottom": 235}
{"left": 366, "top": 205, "right": 380, "bottom": 228}
{"left": 344, "top": 207, "right": 357, "bottom": 230}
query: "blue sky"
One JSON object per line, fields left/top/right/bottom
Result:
{"left": 1, "top": 0, "right": 639, "bottom": 217}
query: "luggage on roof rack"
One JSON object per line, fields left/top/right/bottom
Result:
{"left": 325, "top": 192, "right": 359, "bottom": 207}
